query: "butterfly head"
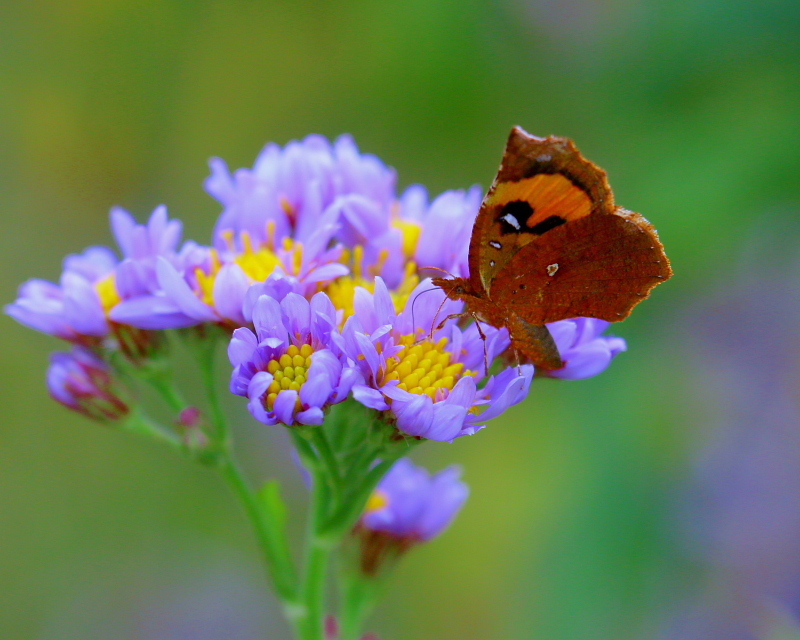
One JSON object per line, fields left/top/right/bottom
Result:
{"left": 431, "top": 276, "right": 473, "bottom": 302}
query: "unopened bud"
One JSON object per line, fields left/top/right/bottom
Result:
{"left": 47, "top": 347, "right": 130, "bottom": 422}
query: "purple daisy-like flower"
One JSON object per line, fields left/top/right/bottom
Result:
{"left": 207, "top": 134, "right": 396, "bottom": 251}
{"left": 228, "top": 292, "right": 358, "bottom": 426}
{"left": 342, "top": 277, "right": 533, "bottom": 442}
{"left": 6, "top": 247, "right": 115, "bottom": 342}
{"left": 356, "top": 457, "right": 468, "bottom": 574}
{"left": 206, "top": 133, "right": 425, "bottom": 303}
{"left": 546, "top": 317, "right": 627, "bottom": 380}
{"left": 363, "top": 458, "right": 468, "bottom": 540}
{"left": 406, "top": 184, "right": 483, "bottom": 278}
{"left": 47, "top": 347, "right": 130, "bottom": 421}
{"left": 7, "top": 206, "right": 188, "bottom": 341}
{"left": 115, "top": 194, "right": 352, "bottom": 331}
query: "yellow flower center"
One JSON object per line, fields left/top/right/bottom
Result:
{"left": 365, "top": 489, "right": 390, "bottom": 514}
{"left": 194, "top": 250, "right": 223, "bottom": 306}
{"left": 194, "top": 225, "right": 308, "bottom": 307}
{"left": 324, "top": 245, "right": 420, "bottom": 320}
{"left": 95, "top": 273, "right": 122, "bottom": 314}
{"left": 383, "top": 335, "right": 472, "bottom": 400}
{"left": 264, "top": 343, "right": 314, "bottom": 411}
{"left": 392, "top": 216, "right": 423, "bottom": 258}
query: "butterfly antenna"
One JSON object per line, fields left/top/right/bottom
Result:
{"left": 419, "top": 265, "right": 457, "bottom": 279}
{"left": 428, "top": 294, "right": 453, "bottom": 341}
{"left": 409, "top": 286, "right": 442, "bottom": 337}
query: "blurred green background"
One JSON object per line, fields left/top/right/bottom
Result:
{"left": 3, "top": 1, "right": 800, "bottom": 639}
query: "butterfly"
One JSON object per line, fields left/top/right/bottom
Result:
{"left": 431, "top": 126, "right": 672, "bottom": 370}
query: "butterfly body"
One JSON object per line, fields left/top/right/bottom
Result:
{"left": 432, "top": 127, "right": 672, "bottom": 370}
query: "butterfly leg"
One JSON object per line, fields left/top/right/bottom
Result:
{"left": 470, "top": 318, "right": 493, "bottom": 374}
{"left": 432, "top": 313, "right": 470, "bottom": 335}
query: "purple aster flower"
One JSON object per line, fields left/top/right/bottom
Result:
{"left": 206, "top": 133, "right": 424, "bottom": 304}
{"left": 407, "top": 184, "right": 483, "bottom": 278}
{"left": 207, "top": 134, "right": 396, "bottom": 252}
{"left": 228, "top": 292, "right": 358, "bottom": 426}
{"left": 114, "top": 194, "right": 352, "bottom": 331}
{"left": 47, "top": 347, "right": 130, "bottom": 421}
{"left": 356, "top": 458, "right": 469, "bottom": 574}
{"left": 6, "top": 247, "right": 116, "bottom": 342}
{"left": 7, "top": 206, "right": 189, "bottom": 342}
{"left": 342, "top": 277, "right": 533, "bottom": 442}
{"left": 546, "top": 317, "right": 627, "bottom": 380}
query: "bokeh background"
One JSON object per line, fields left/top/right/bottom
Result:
{"left": 2, "top": 1, "right": 800, "bottom": 639}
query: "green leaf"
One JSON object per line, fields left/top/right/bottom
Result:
{"left": 258, "top": 480, "right": 289, "bottom": 531}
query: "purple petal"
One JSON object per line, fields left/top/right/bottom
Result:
{"left": 156, "top": 258, "right": 217, "bottom": 322}
{"left": 426, "top": 403, "right": 469, "bottom": 442}
{"left": 281, "top": 293, "right": 311, "bottom": 340}
{"left": 296, "top": 407, "right": 324, "bottom": 425}
{"left": 273, "top": 390, "right": 299, "bottom": 425}
{"left": 228, "top": 327, "right": 258, "bottom": 367}
{"left": 110, "top": 295, "right": 197, "bottom": 329}
{"left": 372, "top": 277, "right": 395, "bottom": 326}
{"left": 303, "top": 262, "right": 350, "bottom": 284}
{"left": 213, "top": 263, "right": 249, "bottom": 325}
{"left": 110, "top": 207, "right": 137, "bottom": 257}
{"left": 417, "top": 467, "right": 469, "bottom": 539}
{"left": 352, "top": 384, "right": 389, "bottom": 410}
{"left": 252, "top": 295, "right": 286, "bottom": 343}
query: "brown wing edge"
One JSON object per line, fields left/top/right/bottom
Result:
{"left": 494, "top": 127, "right": 615, "bottom": 216}
{"left": 507, "top": 314, "right": 564, "bottom": 370}
{"left": 612, "top": 206, "right": 674, "bottom": 316}
{"left": 490, "top": 205, "right": 673, "bottom": 325}
{"left": 549, "top": 207, "right": 672, "bottom": 323}
{"left": 467, "top": 127, "right": 617, "bottom": 293}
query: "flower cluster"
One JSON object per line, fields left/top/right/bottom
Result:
{"left": 7, "top": 131, "right": 635, "bottom": 640}
{"left": 7, "top": 133, "right": 625, "bottom": 438}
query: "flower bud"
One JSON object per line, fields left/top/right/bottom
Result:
{"left": 47, "top": 347, "right": 130, "bottom": 422}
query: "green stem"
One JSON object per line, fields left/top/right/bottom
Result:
{"left": 123, "top": 410, "right": 183, "bottom": 450}
{"left": 220, "top": 454, "right": 298, "bottom": 603}
{"left": 193, "top": 338, "right": 299, "bottom": 616}
{"left": 310, "top": 428, "right": 342, "bottom": 496}
{"left": 296, "top": 451, "right": 334, "bottom": 640}
{"left": 339, "top": 569, "right": 381, "bottom": 640}
{"left": 196, "top": 342, "right": 229, "bottom": 443}
{"left": 145, "top": 370, "right": 187, "bottom": 413}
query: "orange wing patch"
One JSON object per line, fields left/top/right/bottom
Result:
{"left": 490, "top": 173, "right": 593, "bottom": 232}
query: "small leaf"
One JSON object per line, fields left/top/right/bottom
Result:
{"left": 258, "top": 480, "right": 288, "bottom": 530}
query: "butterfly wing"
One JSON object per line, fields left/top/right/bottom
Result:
{"left": 490, "top": 207, "right": 672, "bottom": 324}
{"left": 468, "top": 127, "right": 614, "bottom": 296}
{"left": 505, "top": 314, "right": 564, "bottom": 369}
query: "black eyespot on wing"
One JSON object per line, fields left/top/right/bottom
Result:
{"left": 528, "top": 215, "right": 566, "bottom": 235}
{"left": 498, "top": 201, "right": 533, "bottom": 233}
{"left": 497, "top": 202, "right": 566, "bottom": 236}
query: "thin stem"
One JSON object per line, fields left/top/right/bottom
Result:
{"left": 338, "top": 569, "right": 380, "bottom": 640}
{"left": 220, "top": 454, "right": 298, "bottom": 603}
{"left": 310, "top": 428, "right": 341, "bottom": 496}
{"left": 123, "top": 410, "right": 183, "bottom": 451}
{"left": 196, "top": 342, "right": 229, "bottom": 444}
{"left": 321, "top": 458, "right": 396, "bottom": 541}
{"left": 193, "top": 338, "right": 299, "bottom": 612}
{"left": 296, "top": 450, "right": 334, "bottom": 640}
{"left": 145, "top": 371, "right": 187, "bottom": 413}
